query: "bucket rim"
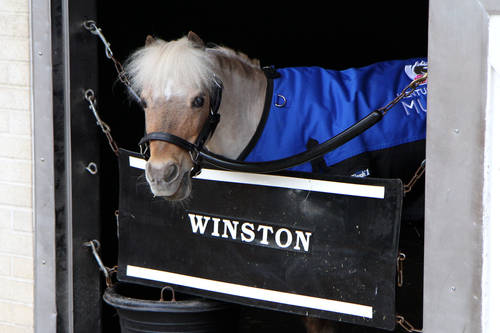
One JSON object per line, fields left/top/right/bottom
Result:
{"left": 103, "top": 285, "right": 231, "bottom": 313}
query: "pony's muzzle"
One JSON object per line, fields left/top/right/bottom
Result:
{"left": 146, "top": 161, "right": 180, "bottom": 185}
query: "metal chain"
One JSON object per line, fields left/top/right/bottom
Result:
{"left": 383, "top": 74, "right": 428, "bottom": 194}
{"left": 83, "top": 240, "right": 117, "bottom": 287}
{"left": 383, "top": 74, "right": 427, "bottom": 194}
{"left": 404, "top": 160, "right": 426, "bottom": 194}
{"left": 84, "top": 89, "right": 120, "bottom": 156}
{"left": 396, "top": 315, "right": 423, "bottom": 332}
{"left": 83, "top": 20, "right": 142, "bottom": 103}
{"left": 378, "top": 73, "right": 428, "bottom": 115}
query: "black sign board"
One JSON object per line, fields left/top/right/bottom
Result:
{"left": 117, "top": 149, "right": 403, "bottom": 330}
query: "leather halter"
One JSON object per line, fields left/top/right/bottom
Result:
{"left": 138, "top": 76, "right": 223, "bottom": 176}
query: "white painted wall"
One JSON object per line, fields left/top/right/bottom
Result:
{"left": 0, "top": 0, "right": 34, "bottom": 332}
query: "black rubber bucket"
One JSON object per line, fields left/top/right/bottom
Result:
{"left": 103, "top": 283, "right": 237, "bottom": 332}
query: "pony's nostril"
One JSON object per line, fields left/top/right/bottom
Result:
{"left": 146, "top": 162, "right": 179, "bottom": 184}
{"left": 162, "top": 164, "right": 179, "bottom": 183}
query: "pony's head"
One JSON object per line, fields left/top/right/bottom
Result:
{"left": 125, "top": 32, "right": 217, "bottom": 200}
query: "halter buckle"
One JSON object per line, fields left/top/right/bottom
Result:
{"left": 139, "top": 142, "right": 150, "bottom": 160}
{"left": 189, "top": 149, "right": 200, "bottom": 164}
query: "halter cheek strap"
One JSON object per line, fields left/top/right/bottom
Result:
{"left": 138, "top": 77, "right": 223, "bottom": 176}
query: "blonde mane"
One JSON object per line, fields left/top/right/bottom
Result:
{"left": 125, "top": 35, "right": 261, "bottom": 101}
{"left": 125, "top": 36, "right": 216, "bottom": 100}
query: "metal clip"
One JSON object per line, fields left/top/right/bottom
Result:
{"left": 114, "top": 210, "right": 120, "bottom": 239}
{"left": 85, "top": 89, "right": 105, "bottom": 127}
{"left": 139, "top": 142, "right": 150, "bottom": 160}
{"left": 83, "top": 20, "right": 113, "bottom": 58}
{"left": 84, "top": 89, "right": 120, "bottom": 156}
{"left": 410, "top": 73, "right": 428, "bottom": 89}
{"left": 83, "top": 240, "right": 116, "bottom": 287}
{"left": 189, "top": 148, "right": 200, "bottom": 164}
{"left": 397, "top": 252, "right": 406, "bottom": 287}
{"left": 83, "top": 20, "right": 145, "bottom": 107}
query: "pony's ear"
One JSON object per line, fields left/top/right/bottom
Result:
{"left": 145, "top": 35, "right": 155, "bottom": 46}
{"left": 187, "top": 31, "right": 205, "bottom": 48}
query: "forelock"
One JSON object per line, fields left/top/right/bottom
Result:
{"left": 125, "top": 36, "right": 215, "bottom": 101}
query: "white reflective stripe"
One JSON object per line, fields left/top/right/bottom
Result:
{"left": 126, "top": 265, "right": 373, "bottom": 319}
{"left": 128, "top": 156, "right": 385, "bottom": 199}
{"left": 129, "top": 156, "right": 146, "bottom": 169}
{"left": 196, "top": 169, "right": 384, "bottom": 199}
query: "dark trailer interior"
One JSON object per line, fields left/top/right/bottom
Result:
{"left": 53, "top": 1, "right": 428, "bottom": 332}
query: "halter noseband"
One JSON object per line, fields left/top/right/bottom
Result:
{"left": 138, "top": 76, "right": 223, "bottom": 176}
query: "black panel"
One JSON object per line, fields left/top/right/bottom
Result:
{"left": 67, "top": 1, "right": 104, "bottom": 329}
{"left": 51, "top": 1, "right": 71, "bottom": 330}
{"left": 117, "top": 150, "right": 403, "bottom": 330}
{"left": 53, "top": 0, "right": 103, "bottom": 331}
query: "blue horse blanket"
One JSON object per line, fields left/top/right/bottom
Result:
{"left": 240, "top": 58, "right": 427, "bottom": 173}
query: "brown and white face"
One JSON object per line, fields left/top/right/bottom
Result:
{"left": 126, "top": 32, "right": 219, "bottom": 200}
{"left": 142, "top": 87, "right": 210, "bottom": 200}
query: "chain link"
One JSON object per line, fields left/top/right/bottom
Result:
{"left": 83, "top": 20, "right": 143, "bottom": 104}
{"left": 378, "top": 73, "right": 428, "bottom": 115}
{"left": 404, "top": 160, "right": 426, "bottom": 194}
{"left": 396, "top": 315, "right": 423, "bottom": 332}
{"left": 83, "top": 240, "right": 117, "bottom": 287}
{"left": 382, "top": 74, "right": 427, "bottom": 194}
{"left": 84, "top": 89, "right": 120, "bottom": 156}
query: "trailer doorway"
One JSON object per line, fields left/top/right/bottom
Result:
{"left": 47, "top": 1, "right": 429, "bottom": 332}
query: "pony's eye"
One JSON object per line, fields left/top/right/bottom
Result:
{"left": 192, "top": 96, "right": 205, "bottom": 108}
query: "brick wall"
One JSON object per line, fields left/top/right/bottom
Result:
{"left": 0, "top": 0, "right": 34, "bottom": 332}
